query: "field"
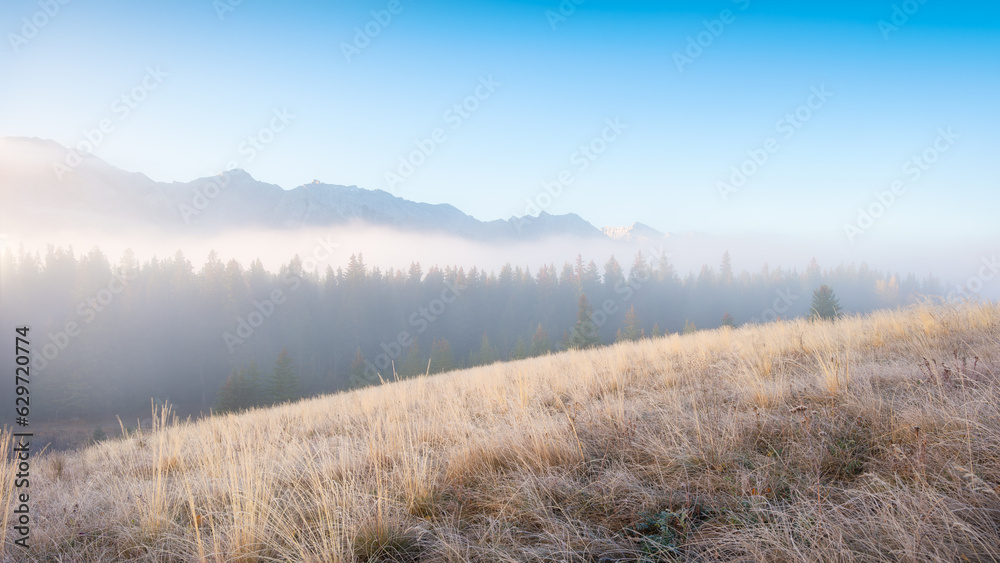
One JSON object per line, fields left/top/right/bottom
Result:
{"left": 3, "top": 302, "right": 1000, "bottom": 562}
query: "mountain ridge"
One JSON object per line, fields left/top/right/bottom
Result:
{"left": 0, "top": 136, "right": 660, "bottom": 241}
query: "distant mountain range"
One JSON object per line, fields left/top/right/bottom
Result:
{"left": 0, "top": 137, "right": 666, "bottom": 241}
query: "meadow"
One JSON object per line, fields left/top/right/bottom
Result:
{"left": 3, "top": 301, "right": 999, "bottom": 562}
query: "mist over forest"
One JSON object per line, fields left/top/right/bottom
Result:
{"left": 0, "top": 237, "right": 966, "bottom": 426}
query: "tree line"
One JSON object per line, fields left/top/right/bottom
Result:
{"left": 0, "top": 245, "right": 946, "bottom": 420}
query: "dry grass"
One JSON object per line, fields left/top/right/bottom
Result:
{"left": 3, "top": 302, "right": 1000, "bottom": 562}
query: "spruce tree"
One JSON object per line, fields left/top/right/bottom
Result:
{"left": 809, "top": 285, "right": 843, "bottom": 320}
{"left": 216, "top": 368, "right": 243, "bottom": 413}
{"left": 616, "top": 304, "right": 643, "bottom": 342}
{"left": 400, "top": 339, "right": 426, "bottom": 377}
{"left": 569, "top": 294, "right": 601, "bottom": 349}
{"left": 529, "top": 324, "right": 550, "bottom": 356}
{"left": 430, "top": 338, "right": 456, "bottom": 373}
{"left": 511, "top": 335, "right": 528, "bottom": 360}
{"left": 721, "top": 312, "right": 735, "bottom": 327}
{"left": 242, "top": 361, "right": 262, "bottom": 408}
{"left": 268, "top": 348, "right": 299, "bottom": 404}
{"left": 473, "top": 332, "right": 497, "bottom": 365}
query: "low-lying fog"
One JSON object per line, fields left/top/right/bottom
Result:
{"left": 2, "top": 224, "right": 997, "bottom": 300}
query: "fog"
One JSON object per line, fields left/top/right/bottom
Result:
{"left": 3, "top": 224, "right": 996, "bottom": 300}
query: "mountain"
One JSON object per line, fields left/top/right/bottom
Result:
{"left": 602, "top": 222, "right": 666, "bottom": 242}
{"left": 0, "top": 137, "right": 606, "bottom": 240}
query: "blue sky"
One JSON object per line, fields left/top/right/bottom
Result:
{"left": 1, "top": 0, "right": 998, "bottom": 243}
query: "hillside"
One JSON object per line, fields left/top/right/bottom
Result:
{"left": 3, "top": 302, "right": 1000, "bottom": 562}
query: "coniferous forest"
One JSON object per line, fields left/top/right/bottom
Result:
{"left": 0, "top": 245, "right": 948, "bottom": 420}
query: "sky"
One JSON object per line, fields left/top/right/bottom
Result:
{"left": 1, "top": 0, "right": 998, "bottom": 246}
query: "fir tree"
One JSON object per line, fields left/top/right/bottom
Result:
{"left": 651, "top": 323, "right": 664, "bottom": 337}
{"left": 569, "top": 293, "right": 601, "bottom": 349}
{"left": 809, "top": 285, "right": 843, "bottom": 320}
{"left": 721, "top": 312, "right": 735, "bottom": 327}
{"left": 400, "top": 339, "right": 426, "bottom": 377}
{"left": 349, "top": 347, "right": 370, "bottom": 387}
{"left": 242, "top": 361, "right": 262, "bottom": 408}
{"left": 472, "top": 332, "right": 498, "bottom": 365}
{"left": 529, "top": 324, "right": 550, "bottom": 357}
{"left": 616, "top": 304, "right": 643, "bottom": 342}
{"left": 268, "top": 348, "right": 299, "bottom": 404}
{"left": 430, "top": 338, "right": 456, "bottom": 373}
{"left": 216, "top": 367, "right": 244, "bottom": 413}
{"left": 511, "top": 335, "right": 528, "bottom": 360}
{"left": 682, "top": 320, "right": 697, "bottom": 334}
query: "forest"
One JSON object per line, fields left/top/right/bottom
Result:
{"left": 0, "top": 244, "right": 948, "bottom": 420}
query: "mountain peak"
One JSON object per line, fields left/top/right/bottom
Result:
{"left": 602, "top": 222, "right": 665, "bottom": 242}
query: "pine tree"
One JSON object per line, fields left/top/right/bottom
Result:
{"left": 268, "top": 348, "right": 299, "bottom": 404}
{"left": 243, "top": 361, "right": 262, "bottom": 407}
{"left": 650, "top": 323, "right": 664, "bottom": 338}
{"left": 809, "top": 285, "right": 843, "bottom": 320}
{"left": 682, "top": 320, "right": 697, "bottom": 334}
{"left": 429, "top": 338, "right": 456, "bottom": 374}
{"left": 569, "top": 294, "right": 601, "bottom": 349}
{"left": 511, "top": 335, "right": 528, "bottom": 360}
{"left": 616, "top": 304, "right": 643, "bottom": 342}
{"left": 472, "top": 332, "right": 498, "bottom": 365}
{"left": 721, "top": 312, "right": 735, "bottom": 327}
{"left": 400, "top": 339, "right": 426, "bottom": 377}
{"left": 349, "top": 347, "right": 372, "bottom": 387}
{"left": 216, "top": 368, "right": 244, "bottom": 413}
{"left": 529, "top": 324, "right": 550, "bottom": 357}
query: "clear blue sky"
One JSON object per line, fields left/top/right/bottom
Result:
{"left": 2, "top": 0, "right": 998, "bottom": 242}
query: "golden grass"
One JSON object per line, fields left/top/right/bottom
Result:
{"left": 4, "top": 302, "right": 1000, "bottom": 562}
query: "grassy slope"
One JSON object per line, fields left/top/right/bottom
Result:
{"left": 3, "top": 302, "right": 1000, "bottom": 562}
